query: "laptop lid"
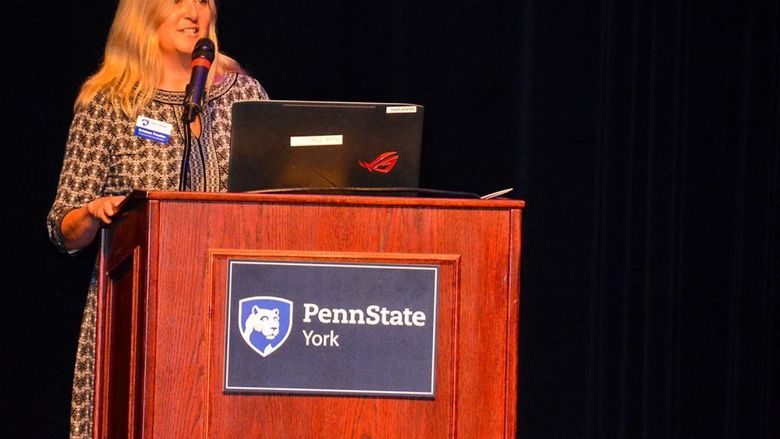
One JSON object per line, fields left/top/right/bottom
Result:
{"left": 227, "top": 100, "right": 424, "bottom": 193}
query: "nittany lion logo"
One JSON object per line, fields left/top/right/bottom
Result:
{"left": 238, "top": 296, "right": 293, "bottom": 357}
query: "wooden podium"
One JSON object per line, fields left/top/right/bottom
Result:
{"left": 95, "top": 191, "right": 524, "bottom": 438}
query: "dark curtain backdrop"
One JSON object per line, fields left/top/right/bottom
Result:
{"left": 518, "top": 1, "right": 779, "bottom": 438}
{"left": 3, "top": 1, "right": 778, "bottom": 438}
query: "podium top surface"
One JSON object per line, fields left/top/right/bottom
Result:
{"left": 127, "top": 190, "right": 525, "bottom": 210}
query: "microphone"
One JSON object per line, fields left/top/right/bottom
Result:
{"left": 179, "top": 38, "right": 215, "bottom": 191}
{"left": 183, "top": 38, "right": 215, "bottom": 123}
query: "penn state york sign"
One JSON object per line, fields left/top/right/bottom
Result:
{"left": 224, "top": 260, "right": 439, "bottom": 397}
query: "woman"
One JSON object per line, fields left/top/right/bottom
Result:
{"left": 46, "top": 0, "right": 267, "bottom": 436}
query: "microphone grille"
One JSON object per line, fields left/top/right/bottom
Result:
{"left": 192, "top": 38, "right": 215, "bottom": 62}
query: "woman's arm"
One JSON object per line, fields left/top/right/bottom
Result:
{"left": 47, "top": 92, "right": 116, "bottom": 253}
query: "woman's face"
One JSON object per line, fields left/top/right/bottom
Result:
{"left": 157, "top": 0, "right": 212, "bottom": 63}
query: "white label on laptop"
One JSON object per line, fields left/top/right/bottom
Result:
{"left": 290, "top": 135, "right": 344, "bottom": 147}
{"left": 386, "top": 106, "right": 418, "bottom": 114}
{"left": 133, "top": 116, "right": 172, "bottom": 144}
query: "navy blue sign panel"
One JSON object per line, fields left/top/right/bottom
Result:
{"left": 224, "top": 260, "right": 439, "bottom": 397}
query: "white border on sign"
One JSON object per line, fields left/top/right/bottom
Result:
{"left": 224, "top": 260, "right": 439, "bottom": 397}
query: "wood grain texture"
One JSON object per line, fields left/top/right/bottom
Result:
{"left": 96, "top": 191, "right": 524, "bottom": 438}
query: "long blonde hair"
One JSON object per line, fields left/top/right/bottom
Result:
{"left": 75, "top": 0, "right": 243, "bottom": 116}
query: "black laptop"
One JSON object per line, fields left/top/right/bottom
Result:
{"left": 227, "top": 100, "right": 424, "bottom": 193}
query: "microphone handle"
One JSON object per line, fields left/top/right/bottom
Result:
{"left": 184, "top": 66, "right": 209, "bottom": 123}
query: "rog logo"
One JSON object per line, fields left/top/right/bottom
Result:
{"left": 359, "top": 151, "right": 399, "bottom": 174}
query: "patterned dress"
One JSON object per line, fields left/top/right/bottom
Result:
{"left": 46, "top": 73, "right": 268, "bottom": 438}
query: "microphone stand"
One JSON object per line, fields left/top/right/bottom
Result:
{"left": 179, "top": 84, "right": 194, "bottom": 191}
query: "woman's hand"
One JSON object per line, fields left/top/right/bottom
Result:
{"left": 86, "top": 196, "right": 126, "bottom": 224}
{"left": 61, "top": 195, "right": 127, "bottom": 250}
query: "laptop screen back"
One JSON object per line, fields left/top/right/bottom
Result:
{"left": 227, "top": 100, "right": 424, "bottom": 193}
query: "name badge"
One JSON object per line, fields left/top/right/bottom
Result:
{"left": 133, "top": 116, "right": 172, "bottom": 144}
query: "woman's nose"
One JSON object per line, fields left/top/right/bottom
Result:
{"left": 182, "top": 0, "right": 199, "bottom": 21}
